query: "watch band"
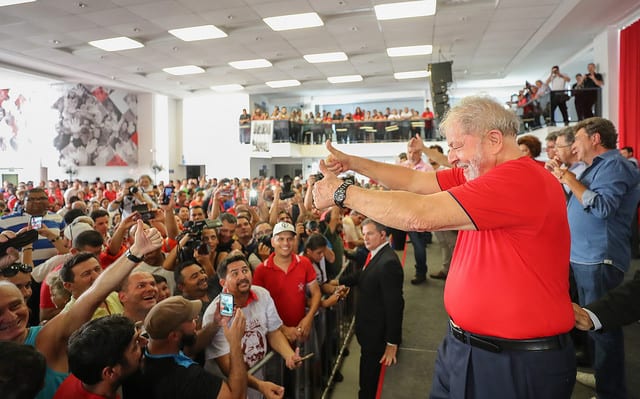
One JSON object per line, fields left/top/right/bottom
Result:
{"left": 333, "top": 180, "right": 353, "bottom": 208}
{"left": 125, "top": 249, "right": 144, "bottom": 263}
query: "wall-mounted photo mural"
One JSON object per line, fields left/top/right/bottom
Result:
{"left": 0, "top": 88, "right": 28, "bottom": 153}
{"left": 52, "top": 84, "right": 138, "bottom": 167}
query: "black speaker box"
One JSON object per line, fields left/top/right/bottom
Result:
{"left": 429, "top": 61, "right": 453, "bottom": 84}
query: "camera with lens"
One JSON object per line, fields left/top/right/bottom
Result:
{"left": 259, "top": 234, "right": 273, "bottom": 251}
{"left": 179, "top": 219, "right": 222, "bottom": 261}
{"left": 279, "top": 175, "right": 295, "bottom": 200}
{"left": 128, "top": 186, "right": 139, "bottom": 195}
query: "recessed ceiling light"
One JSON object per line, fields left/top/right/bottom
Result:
{"left": 0, "top": 0, "right": 36, "bottom": 6}
{"left": 327, "top": 75, "right": 363, "bottom": 84}
{"left": 266, "top": 80, "right": 301, "bottom": 88}
{"left": 375, "top": 0, "right": 436, "bottom": 20}
{"left": 394, "top": 70, "right": 430, "bottom": 79}
{"left": 387, "top": 44, "right": 433, "bottom": 57}
{"left": 210, "top": 84, "right": 244, "bottom": 92}
{"left": 162, "top": 65, "right": 205, "bottom": 75}
{"left": 229, "top": 59, "right": 272, "bottom": 70}
{"left": 303, "top": 52, "right": 348, "bottom": 63}
{"left": 88, "top": 36, "right": 143, "bottom": 52}
{"left": 263, "top": 12, "right": 323, "bottom": 31}
{"left": 168, "top": 25, "right": 227, "bottom": 42}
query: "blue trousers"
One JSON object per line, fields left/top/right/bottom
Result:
{"left": 571, "top": 262, "right": 627, "bottom": 399}
{"left": 430, "top": 329, "right": 576, "bottom": 399}
{"left": 408, "top": 231, "right": 430, "bottom": 276}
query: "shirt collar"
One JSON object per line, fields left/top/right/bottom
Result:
{"left": 144, "top": 349, "right": 196, "bottom": 368}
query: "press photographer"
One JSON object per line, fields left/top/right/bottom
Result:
{"left": 108, "top": 177, "right": 156, "bottom": 218}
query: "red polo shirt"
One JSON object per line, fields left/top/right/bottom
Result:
{"left": 437, "top": 157, "right": 573, "bottom": 339}
{"left": 252, "top": 253, "right": 316, "bottom": 327}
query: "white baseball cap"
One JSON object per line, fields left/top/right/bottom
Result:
{"left": 273, "top": 221, "right": 296, "bottom": 236}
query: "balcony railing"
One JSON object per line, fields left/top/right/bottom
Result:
{"left": 240, "top": 118, "right": 440, "bottom": 145}
{"left": 514, "top": 87, "right": 602, "bottom": 132}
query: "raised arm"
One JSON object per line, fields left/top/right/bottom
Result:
{"left": 217, "top": 309, "right": 248, "bottom": 399}
{"left": 37, "top": 220, "right": 163, "bottom": 371}
{"left": 324, "top": 141, "right": 441, "bottom": 194}
{"left": 313, "top": 161, "right": 474, "bottom": 232}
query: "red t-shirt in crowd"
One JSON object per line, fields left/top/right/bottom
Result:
{"left": 54, "top": 374, "right": 120, "bottom": 399}
{"left": 253, "top": 253, "right": 316, "bottom": 327}
{"left": 436, "top": 157, "right": 573, "bottom": 339}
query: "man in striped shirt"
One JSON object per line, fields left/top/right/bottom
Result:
{"left": 0, "top": 187, "right": 65, "bottom": 323}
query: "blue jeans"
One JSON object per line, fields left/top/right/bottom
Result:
{"left": 408, "top": 231, "right": 429, "bottom": 276}
{"left": 571, "top": 262, "right": 627, "bottom": 399}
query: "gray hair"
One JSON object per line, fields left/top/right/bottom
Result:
{"left": 440, "top": 96, "right": 520, "bottom": 138}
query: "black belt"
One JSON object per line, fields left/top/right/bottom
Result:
{"left": 449, "top": 321, "right": 569, "bottom": 353}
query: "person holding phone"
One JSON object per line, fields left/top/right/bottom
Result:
{"left": 0, "top": 188, "right": 66, "bottom": 324}
{"left": 204, "top": 253, "right": 303, "bottom": 399}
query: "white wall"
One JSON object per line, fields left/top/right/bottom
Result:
{"left": 181, "top": 93, "right": 251, "bottom": 179}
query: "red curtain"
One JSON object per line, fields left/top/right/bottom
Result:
{"left": 619, "top": 19, "right": 640, "bottom": 150}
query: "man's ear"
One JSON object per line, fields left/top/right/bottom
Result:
{"left": 486, "top": 130, "right": 505, "bottom": 155}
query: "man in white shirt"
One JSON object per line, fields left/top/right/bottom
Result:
{"left": 546, "top": 65, "right": 571, "bottom": 126}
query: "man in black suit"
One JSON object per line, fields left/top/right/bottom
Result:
{"left": 574, "top": 278, "right": 640, "bottom": 331}
{"left": 334, "top": 218, "right": 404, "bottom": 399}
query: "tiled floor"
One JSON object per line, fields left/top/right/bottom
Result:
{"left": 329, "top": 240, "right": 640, "bottom": 399}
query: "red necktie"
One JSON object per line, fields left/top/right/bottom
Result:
{"left": 363, "top": 252, "right": 372, "bottom": 270}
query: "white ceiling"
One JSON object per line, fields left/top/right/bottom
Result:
{"left": 0, "top": 0, "right": 638, "bottom": 99}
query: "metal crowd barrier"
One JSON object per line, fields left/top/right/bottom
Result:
{"left": 248, "top": 259, "right": 359, "bottom": 399}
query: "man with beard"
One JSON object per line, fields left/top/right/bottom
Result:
{"left": 129, "top": 296, "right": 248, "bottom": 399}
{"left": 312, "top": 96, "right": 576, "bottom": 398}
{"left": 174, "top": 260, "right": 220, "bottom": 320}
{"left": 119, "top": 271, "right": 158, "bottom": 323}
{"left": 53, "top": 315, "right": 144, "bottom": 399}
{"left": 204, "top": 253, "right": 302, "bottom": 399}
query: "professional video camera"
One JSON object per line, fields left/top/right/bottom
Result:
{"left": 279, "top": 175, "right": 295, "bottom": 200}
{"left": 178, "top": 219, "right": 222, "bottom": 262}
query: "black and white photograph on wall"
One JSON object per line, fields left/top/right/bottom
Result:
{"left": 52, "top": 83, "right": 138, "bottom": 167}
{"left": 251, "top": 119, "right": 273, "bottom": 153}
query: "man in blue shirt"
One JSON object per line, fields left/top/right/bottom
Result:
{"left": 553, "top": 117, "right": 640, "bottom": 399}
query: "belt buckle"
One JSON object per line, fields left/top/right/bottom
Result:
{"left": 450, "top": 323, "right": 467, "bottom": 344}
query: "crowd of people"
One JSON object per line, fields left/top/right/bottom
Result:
{"left": 1, "top": 95, "right": 639, "bottom": 399}
{"left": 512, "top": 63, "right": 605, "bottom": 130}
{"left": 240, "top": 105, "right": 437, "bottom": 144}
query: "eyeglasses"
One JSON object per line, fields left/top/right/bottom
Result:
{"left": 1, "top": 263, "right": 33, "bottom": 277}
{"left": 556, "top": 143, "right": 572, "bottom": 149}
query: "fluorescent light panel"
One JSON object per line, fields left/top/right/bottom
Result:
{"left": 263, "top": 12, "right": 323, "bottom": 31}
{"left": 394, "top": 70, "right": 430, "bottom": 79}
{"left": 0, "top": 0, "right": 36, "bottom": 6}
{"left": 89, "top": 36, "right": 143, "bottom": 52}
{"left": 210, "top": 84, "right": 244, "bottom": 92}
{"left": 229, "top": 59, "right": 272, "bottom": 70}
{"left": 375, "top": 0, "right": 436, "bottom": 20}
{"left": 168, "top": 25, "right": 227, "bottom": 41}
{"left": 327, "top": 75, "right": 363, "bottom": 84}
{"left": 162, "top": 65, "right": 205, "bottom": 75}
{"left": 266, "top": 80, "right": 301, "bottom": 88}
{"left": 387, "top": 44, "right": 432, "bottom": 57}
{"left": 303, "top": 52, "right": 348, "bottom": 63}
